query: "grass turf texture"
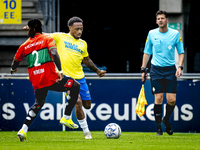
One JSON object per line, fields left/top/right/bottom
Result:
{"left": 0, "top": 131, "right": 200, "bottom": 150}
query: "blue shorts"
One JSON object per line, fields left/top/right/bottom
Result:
{"left": 76, "top": 77, "right": 91, "bottom": 100}
{"left": 150, "top": 65, "right": 177, "bottom": 94}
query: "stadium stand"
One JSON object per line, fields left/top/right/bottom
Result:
{"left": 0, "top": 0, "right": 44, "bottom": 73}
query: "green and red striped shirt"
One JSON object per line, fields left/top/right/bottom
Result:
{"left": 14, "top": 33, "right": 59, "bottom": 89}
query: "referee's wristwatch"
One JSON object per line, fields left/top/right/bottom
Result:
{"left": 178, "top": 66, "right": 183, "bottom": 70}
{"left": 140, "top": 67, "right": 146, "bottom": 73}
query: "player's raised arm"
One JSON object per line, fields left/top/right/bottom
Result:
{"left": 23, "top": 25, "right": 51, "bottom": 36}
{"left": 23, "top": 25, "right": 29, "bottom": 30}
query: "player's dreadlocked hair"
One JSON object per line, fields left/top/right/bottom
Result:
{"left": 155, "top": 10, "right": 168, "bottom": 18}
{"left": 28, "top": 19, "right": 42, "bottom": 38}
{"left": 67, "top": 16, "right": 83, "bottom": 27}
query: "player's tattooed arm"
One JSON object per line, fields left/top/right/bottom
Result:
{"left": 83, "top": 56, "right": 98, "bottom": 72}
{"left": 83, "top": 56, "right": 106, "bottom": 77}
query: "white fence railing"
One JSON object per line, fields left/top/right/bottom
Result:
{"left": 0, "top": 73, "right": 200, "bottom": 80}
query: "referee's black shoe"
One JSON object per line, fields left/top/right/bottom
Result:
{"left": 156, "top": 128, "right": 163, "bottom": 136}
{"left": 162, "top": 118, "right": 173, "bottom": 135}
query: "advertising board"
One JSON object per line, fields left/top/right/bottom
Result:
{"left": 0, "top": 78, "right": 199, "bottom": 132}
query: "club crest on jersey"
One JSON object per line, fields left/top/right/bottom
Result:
{"left": 80, "top": 41, "right": 83, "bottom": 46}
{"left": 168, "top": 45, "right": 172, "bottom": 50}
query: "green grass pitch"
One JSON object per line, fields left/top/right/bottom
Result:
{"left": 0, "top": 131, "right": 200, "bottom": 150}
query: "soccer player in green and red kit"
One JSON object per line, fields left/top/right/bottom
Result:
{"left": 11, "top": 19, "right": 80, "bottom": 141}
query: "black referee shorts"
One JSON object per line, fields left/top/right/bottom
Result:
{"left": 150, "top": 64, "right": 177, "bottom": 95}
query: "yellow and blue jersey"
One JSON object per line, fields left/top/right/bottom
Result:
{"left": 50, "top": 32, "right": 89, "bottom": 79}
{"left": 144, "top": 28, "right": 184, "bottom": 67}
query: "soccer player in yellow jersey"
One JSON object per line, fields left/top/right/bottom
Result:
{"left": 53, "top": 17, "right": 106, "bottom": 139}
{"left": 25, "top": 17, "right": 106, "bottom": 139}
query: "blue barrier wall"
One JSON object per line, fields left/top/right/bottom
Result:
{"left": 0, "top": 78, "right": 199, "bottom": 132}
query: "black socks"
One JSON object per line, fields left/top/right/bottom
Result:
{"left": 154, "top": 104, "right": 162, "bottom": 129}
{"left": 154, "top": 103, "right": 175, "bottom": 129}
{"left": 164, "top": 103, "right": 175, "bottom": 122}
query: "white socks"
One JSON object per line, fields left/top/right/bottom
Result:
{"left": 78, "top": 118, "right": 89, "bottom": 133}
{"left": 21, "top": 117, "right": 89, "bottom": 134}
{"left": 64, "top": 115, "right": 71, "bottom": 120}
{"left": 22, "top": 124, "right": 28, "bottom": 133}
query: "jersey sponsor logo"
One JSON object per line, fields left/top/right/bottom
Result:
{"left": 64, "top": 79, "right": 73, "bottom": 88}
{"left": 64, "top": 41, "right": 83, "bottom": 54}
{"left": 25, "top": 41, "right": 44, "bottom": 50}
{"left": 33, "top": 68, "right": 44, "bottom": 75}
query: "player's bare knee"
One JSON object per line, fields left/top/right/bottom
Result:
{"left": 155, "top": 95, "right": 163, "bottom": 104}
{"left": 84, "top": 104, "right": 91, "bottom": 109}
{"left": 167, "top": 99, "right": 176, "bottom": 106}
{"left": 82, "top": 101, "right": 91, "bottom": 109}
{"left": 168, "top": 101, "right": 176, "bottom": 106}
